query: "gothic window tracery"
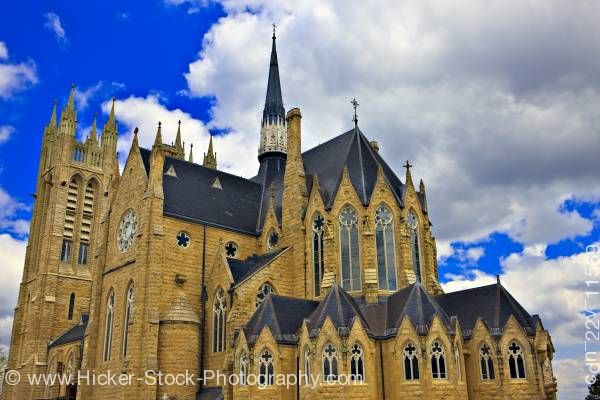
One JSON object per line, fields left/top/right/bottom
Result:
{"left": 212, "top": 288, "right": 227, "bottom": 353}
{"left": 117, "top": 209, "right": 137, "bottom": 252}
{"left": 322, "top": 343, "right": 339, "bottom": 382}
{"left": 407, "top": 211, "right": 422, "bottom": 283}
{"left": 256, "top": 282, "right": 275, "bottom": 308}
{"left": 240, "top": 352, "right": 249, "bottom": 386}
{"left": 403, "top": 342, "right": 419, "bottom": 380}
{"left": 339, "top": 206, "right": 361, "bottom": 291}
{"left": 267, "top": 229, "right": 279, "bottom": 250}
{"left": 479, "top": 343, "right": 495, "bottom": 380}
{"left": 375, "top": 205, "right": 397, "bottom": 291}
{"left": 312, "top": 213, "right": 325, "bottom": 296}
{"left": 304, "top": 347, "right": 312, "bottom": 382}
{"left": 225, "top": 241, "right": 238, "bottom": 258}
{"left": 122, "top": 283, "right": 135, "bottom": 359}
{"left": 176, "top": 231, "right": 190, "bottom": 248}
{"left": 258, "top": 349, "right": 274, "bottom": 386}
{"left": 350, "top": 343, "right": 365, "bottom": 382}
{"left": 103, "top": 290, "right": 115, "bottom": 362}
{"left": 508, "top": 341, "right": 526, "bottom": 379}
{"left": 430, "top": 341, "right": 447, "bottom": 379}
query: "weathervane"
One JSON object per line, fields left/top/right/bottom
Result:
{"left": 351, "top": 97, "right": 359, "bottom": 127}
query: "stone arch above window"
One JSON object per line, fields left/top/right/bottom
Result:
{"left": 103, "top": 289, "right": 115, "bottom": 362}
{"left": 258, "top": 348, "right": 274, "bottom": 386}
{"left": 322, "top": 343, "right": 339, "bottom": 382}
{"left": 312, "top": 213, "right": 325, "bottom": 296}
{"left": 479, "top": 343, "right": 495, "bottom": 380}
{"left": 122, "top": 282, "right": 135, "bottom": 360}
{"left": 407, "top": 209, "right": 423, "bottom": 283}
{"left": 350, "top": 343, "right": 365, "bottom": 382}
{"left": 212, "top": 288, "right": 227, "bottom": 353}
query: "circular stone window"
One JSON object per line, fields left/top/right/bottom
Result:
{"left": 225, "top": 241, "right": 238, "bottom": 258}
{"left": 117, "top": 209, "right": 137, "bottom": 252}
{"left": 176, "top": 231, "right": 190, "bottom": 248}
{"left": 267, "top": 230, "right": 279, "bottom": 250}
{"left": 256, "top": 283, "right": 275, "bottom": 307}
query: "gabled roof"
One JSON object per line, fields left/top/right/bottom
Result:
{"left": 385, "top": 282, "right": 452, "bottom": 336}
{"left": 435, "top": 283, "right": 536, "bottom": 338}
{"left": 227, "top": 248, "right": 288, "bottom": 284}
{"left": 48, "top": 315, "right": 88, "bottom": 349}
{"left": 244, "top": 294, "right": 319, "bottom": 345}
{"left": 307, "top": 282, "right": 371, "bottom": 337}
{"left": 140, "top": 148, "right": 263, "bottom": 234}
{"left": 302, "top": 127, "right": 405, "bottom": 208}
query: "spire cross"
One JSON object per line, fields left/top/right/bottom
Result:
{"left": 272, "top": 23, "right": 277, "bottom": 38}
{"left": 403, "top": 160, "right": 413, "bottom": 173}
{"left": 351, "top": 97, "right": 359, "bottom": 127}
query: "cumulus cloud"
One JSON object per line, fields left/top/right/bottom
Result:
{"left": 0, "top": 188, "right": 30, "bottom": 236}
{"left": 183, "top": 0, "right": 600, "bottom": 248}
{"left": 0, "top": 125, "right": 14, "bottom": 145}
{"left": 0, "top": 42, "right": 37, "bottom": 98}
{"left": 0, "top": 234, "right": 26, "bottom": 349}
{"left": 554, "top": 358, "right": 595, "bottom": 400}
{"left": 74, "top": 81, "right": 125, "bottom": 111}
{"left": 44, "top": 12, "right": 67, "bottom": 43}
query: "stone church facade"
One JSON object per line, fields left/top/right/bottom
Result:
{"left": 3, "top": 32, "right": 557, "bottom": 400}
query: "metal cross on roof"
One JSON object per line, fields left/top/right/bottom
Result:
{"left": 351, "top": 97, "right": 359, "bottom": 127}
{"left": 403, "top": 160, "right": 413, "bottom": 173}
{"left": 272, "top": 23, "right": 277, "bottom": 37}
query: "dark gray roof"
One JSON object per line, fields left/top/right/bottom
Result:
{"left": 302, "top": 127, "right": 405, "bottom": 208}
{"left": 244, "top": 295, "right": 319, "bottom": 344}
{"left": 48, "top": 315, "right": 88, "bottom": 349}
{"left": 384, "top": 283, "right": 452, "bottom": 336}
{"left": 435, "top": 283, "right": 536, "bottom": 338}
{"left": 140, "top": 148, "right": 264, "bottom": 234}
{"left": 250, "top": 155, "right": 285, "bottom": 230}
{"left": 196, "top": 387, "right": 223, "bottom": 400}
{"left": 307, "top": 282, "right": 372, "bottom": 337}
{"left": 228, "top": 248, "right": 287, "bottom": 284}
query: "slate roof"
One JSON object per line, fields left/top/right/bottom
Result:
{"left": 48, "top": 315, "right": 88, "bottom": 349}
{"left": 242, "top": 281, "right": 539, "bottom": 345}
{"left": 227, "top": 248, "right": 288, "bottom": 284}
{"left": 262, "top": 32, "right": 285, "bottom": 125}
{"left": 244, "top": 295, "right": 319, "bottom": 345}
{"left": 303, "top": 127, "right": 405, "bottom": 209}
{"left": 435, "top": 283, "right": 537, "bottom": 338}
{"left": 140, "top": 148, "right": 264, "bottom": 234}
{"left": 307, "top": 282, "right": 372, "bottom": 337}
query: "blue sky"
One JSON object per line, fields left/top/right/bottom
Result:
{"left": 1, "top": 1, "right": 600, "bottom": 398}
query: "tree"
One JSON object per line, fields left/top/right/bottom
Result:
{"left": 587, "top": 373, "right": 600, "bottom": 400}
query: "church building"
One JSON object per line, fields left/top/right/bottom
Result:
{"left": 3, "top": 30, "right": 557, "bottom": 400}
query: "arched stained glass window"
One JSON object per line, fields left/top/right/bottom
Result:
{"left": 212, "top": 288, "right": 227, "bottom": 353}
{"left": 375, "top": 205, "right": 397, "bottom": 290}
{"left": 430, "top": 341, "right": 447, "bottom": 379}
{"left": 258, "top": 349, "right": 274, "bottom": 386}
{"left": 350, "top": 343, "right": 365, "bottom": 382}
{"left": 240, "top": 352, "right": 249, "bottom": 386}
{"left": 480, "top": 344, "right": 495, "bottom": 380}
{"left": 508, "top": 341, "right": 526, "bottom": 379}
{"left": 122, "top": 283, "right": 135, "bottom": 359}
{"left": 103, "top": 290, "right": 115, "bottom": 362}
{"left": 407, "top": 211, "right": 422, "bottom": 283}
{"left": 304, "top": 347, "right": 312, "bottom": 382}
{"left": 68, "top": 293, "right": 75, "bottom": 320}
{"left": 322, "top": 343, "right": 339, "bottom": 382}
{"left": 312, "top": 213, "right": 325, "bottom": 296}
{"left": 339, "top": 206, "right": 361, "bottom": 291}
{"left": 403, "top": 342, "right": 419, "bottom": 380}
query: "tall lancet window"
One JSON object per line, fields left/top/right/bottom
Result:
{"left": 339, "top": 206, "right": 361, "bottom": 291}
{"left": 375, "top": 205, "right": 397, "bottom": 290}
{"left": 212, "top": 288, "right": 227, "bottom": 353}
{"left": 122, "top": 283, "right": 135, "bottom": 359}
{"left": 312, "top": 213, "right": 325, "bottom": 296}
{"left": 407, "top": 211, "right": 422, "bottom": 283}
{"left": 103, "top": 290, "right": 115, "bottom": 362}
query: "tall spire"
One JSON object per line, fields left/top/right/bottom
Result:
{"left": 66, "top": 83, "right": 75, "bottom": 113}
{"left": 90, "top": 113, "right": 98, "bottom": 143}
{"left": 59, "top": 84, "right": 77, "bottom": 136}
{"left": 107, "top": 98, "right": 116, "bottom": 130}
{"left": 189, "top": 143, "right": 194, "bottom": 163}
{"left": 258, "top": 26, "right": 287, "bottom": 159}
{"left": 203, "top": 135, "right": 217, "bottom": 170}
{"left": 175, "top": 120, "right": 184, "bottom": 159}
{"left": 154, "top": 121, "right": 163, "bottom": 147}
{"left": 48, "top": 99, "right": 57, "bottom": 128}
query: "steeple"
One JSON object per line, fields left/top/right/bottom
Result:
{"left": 154, "top": 122, "right": 163, "bottom": 147}
{"left": 107, "top": 98, "right": 116, "bottom": 131}
{"left": 175, "top": 120, "right": 184, "bottom": 159}
{"left": 48, "top": 99, "right": 57, "bottom": 128}
{"left": 258, "top": 25, "right": 287, "bottom": 160}
{"left": 189, "top": 143, "right": 194, "bottom": 163}
{"left": 59, "top": 84, "right": 77, "bottom": 136}
{"left": 89, "top": 113, "right": 98, "bottom": 143}
{"left": 203, "top": 135, "right": 217, "bottom": 170}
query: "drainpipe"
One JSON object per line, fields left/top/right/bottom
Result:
{"left": 198, "top": 224, "right": 207, "bottom": 394}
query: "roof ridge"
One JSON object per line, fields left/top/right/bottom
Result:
{"left": 301, "top": 128, "right": 355, "bottom": 156}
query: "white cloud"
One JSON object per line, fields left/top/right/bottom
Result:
{"left": 553, "top": 358, "right": 590, "bottom": 400}
{"left": 0, "top": 234, "right": 26, "bottom": 349}
{"left": 44, "top": 12, "right": 67, "bottom": 43}
{"left": 0, "top": 43, "right": 37, "bottom": 98}
{"left": 0, "top": 316, "right": 14, "bottom": 351}
{"left": 74, "top": 82, "right": 103, "bottom": 110}
{"left": 182, "top": 0, "right": 600, "bottom": 248}
{"left": 0, "top": 42, "right": 7, "bottom": 60}
{"left": 0, "top": 187, "right": 30, "bottom": 236}
{"left": 0, "top": 126, "right": 14, "bottom": 145}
